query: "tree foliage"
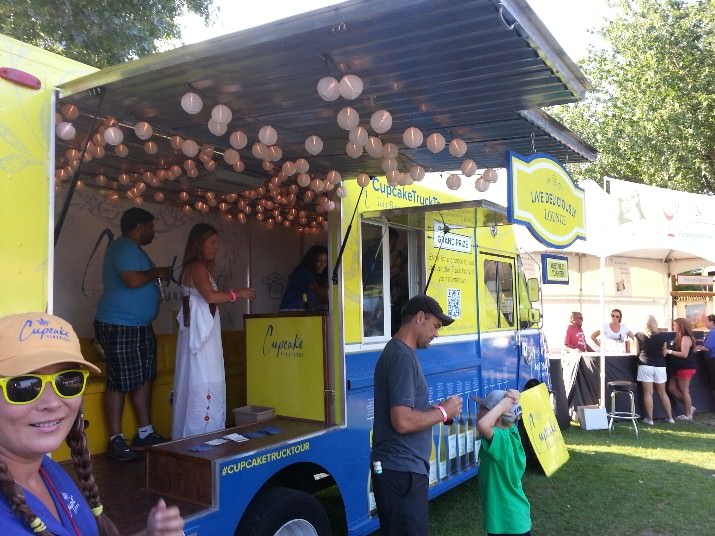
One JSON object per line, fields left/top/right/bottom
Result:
{"left": 1, "top": 0, "right": 216, "bottom": 67}
{"left": 551, "top": 0, "right": 715, "bottom": 194}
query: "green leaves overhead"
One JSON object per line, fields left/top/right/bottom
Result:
{"left": 1, "top": 0, "right": 215, "bottom": 67}
{"left": 551, "top": 0, "right": 715, "bottom": 194}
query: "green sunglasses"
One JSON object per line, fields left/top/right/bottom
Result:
{"left": 0, "top": 369, "right": 89, "bottom": 405}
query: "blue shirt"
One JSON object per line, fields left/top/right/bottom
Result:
{"left": 96, "top": 236, "right": 160, "bottom": 326}
{"left": 703, "top": 330, "right": 715, "bottom": 358}
{"left": 280, "top": 266, "right": 321, "bottom": 310}
{"left": 0, "top": 456, "right": 99, "bottom": 536}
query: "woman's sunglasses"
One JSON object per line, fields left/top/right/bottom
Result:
{"left": 0, "top": 369, "right": 89, "bottom": 405}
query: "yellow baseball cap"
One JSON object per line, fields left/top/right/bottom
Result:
{"left": 0, "top": 313, "right": 101, "bottom": 376}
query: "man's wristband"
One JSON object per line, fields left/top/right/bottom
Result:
{"left": 229, "top": 289, "right": 237, "bottom": 303}
{"left": 435, "top": 405, "right": 449, "bottom": 423}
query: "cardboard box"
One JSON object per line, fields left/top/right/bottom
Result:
{"left": 577, "top": 405, "right": 608, "bottom": 430}
{"left": 233, "top": 405, "right": 275, "bottom": 427}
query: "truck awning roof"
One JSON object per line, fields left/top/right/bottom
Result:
{"left": 55, "top": 0, "right": 597, "bottom": 201}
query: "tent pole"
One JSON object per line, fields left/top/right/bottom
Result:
{"left": 599, "top": 252, "right": 606, "bottom": 408}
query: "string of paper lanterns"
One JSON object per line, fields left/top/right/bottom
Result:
{"left": 55, "top": 66, "right": 502, "bottom": 231}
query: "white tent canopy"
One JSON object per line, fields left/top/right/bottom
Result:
{"left": 518, "top": 177, "right": 715, "bottom": 406}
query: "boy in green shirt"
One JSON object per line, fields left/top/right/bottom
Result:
{"left": 476, "top": 389, "right": 531, "bottom": 536}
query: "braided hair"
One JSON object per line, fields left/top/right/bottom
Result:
{"left": 0, "top": 412, "right": 120, "bottom": 535}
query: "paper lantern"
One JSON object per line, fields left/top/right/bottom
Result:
{"left": 475, "top": 177, "right": 490, "bottom": 192}
{"left": 252, "top": 142, "right": 268, "bottom": 160}
{"left": 103, "top": 126, "right": 124, "bottom": 146}
{"left": 181, "top": 139, "right": 200, "bottom": 157}
{"left": 144, "top": 141, "right": 158, "bottom": 154}
{"left": 483, "top": 168, "right": 499, "bottom": 182}
{"left": 211, "top": 104, "right": 232, "bottom": 124}
{"left": 461, "top": 159, "right": 477, "bottom": 177}
{"left": 326, "top": 169, "right": 342, "bottom": 184}
{"left": 426, "top": 133, "right": 446, "bottom": 153}
{"left": 310, "top": 178, "right": 325, "bottom": 192}
{"left": 229, "top": 130, "right": 248, "bottom": 149}
{"left": 134, "top": 121, "right": 153, "bottom": 140}
{"left": 258, "top": 125, "right": 278, "bottom": 146}
{"left": 305, "top": 135, "right": 323, "bottom": 155}
{"left": 409, "top": 165, "right": 426, "bottom": 181}
{"left": 56, "top": 122, "right": 76, "bottom": 140}
{"left": 386, "top": 169, "right": 399, "bottom": 184}
{"left": 346, "top": 142, "right": 363, "bottom": 159}
{"left": 169, "top": 135, "right": 183, "bottom": 149}
{"left": 381, "top": 143, "right": 398, "bottom": 159}
{"left": 60, "top": 104, "right": 79, "bottom": 120}
{"left": 403, "top": 127, "right": 423, "bottom": 149}
{"left": 180, "top": 92, "right": 203, "bottom": 114}
{"left": 233, "top": 161, "right": 245, "bottom": 172}
{"left": 208, "top": 118, "right": 228, "bottom": 136}
{"left": 448, "top": 138, "right": 467, "bottom": 158}
{"left": 356, "top": 173, "right": 370, "bottom": 187}
{"left": 316, "top": 76, "right": 340, "bottom": 101}
{"left": 337, "top": 107, "right": 360, "bottom": 130}
{"left": 282, "top": 161, "right": 296, "bottom": 176}
{"left": 339, "top": 74, "right": 364, "bottom": 100}
{"left": 295, "top": 158, "right": 309, "bottom": 173}
{"left": 370, "top": 109, "right": 392, "bottom": 134}
{"left": 381, "top": 158, "right": 398, "bottom": 173}
{"left": 365, "top": 136, "right": 383, "bottom": 158}
{"left": 268, "top": 145, "right": 283, "bottom": 162}
{"left": 336, "top": 186, "right": 348, "bottom": 198}
{"left": 297, "top": 173, "right": 311, "bottom": 187}
{"left": 223, "top": 148, "right": 240, "bottom": 165}
{"left": 114, "top": 144, "right": 129, "bottom": 157}
{"left": 446, "top": 174, "right": 462, "bottom": 190}
{"left": 349, "top": 126, "right": 368, "bottom": 146}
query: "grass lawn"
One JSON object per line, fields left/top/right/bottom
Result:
{"left": 424, "top": 413, "right": 715, "bottom": 536}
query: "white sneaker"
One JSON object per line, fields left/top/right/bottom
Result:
{"left": 642, "top": 418, "right": 654, "bottom": 425}
{"left": 665, "top": 418, "right": 675, "bottom": 424}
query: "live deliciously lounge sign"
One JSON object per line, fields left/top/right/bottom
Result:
{"left": 507, "top": 151, "right": 586, "bottom": 248}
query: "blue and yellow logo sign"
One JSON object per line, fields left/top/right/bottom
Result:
{"left": 507, "top": 151, "right": 586, "bottom": 248}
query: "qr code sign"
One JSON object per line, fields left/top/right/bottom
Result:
{"left": 446, "top": 288, "right": 461, "bottom": 319}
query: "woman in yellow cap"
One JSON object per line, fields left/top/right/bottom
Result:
{"left": 0, "top": 312, "right": 184, "bottom": 535}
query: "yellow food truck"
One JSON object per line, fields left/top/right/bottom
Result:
{"left": 0, "top": 1, "right": 595, "bottom": 534}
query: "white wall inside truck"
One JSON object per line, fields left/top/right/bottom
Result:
{"left": 53, "top": 190, "right": 325, "bottom": 337}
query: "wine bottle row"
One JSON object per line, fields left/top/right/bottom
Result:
{"left": 429, "top": 395, "right": 482, "bottom": 485}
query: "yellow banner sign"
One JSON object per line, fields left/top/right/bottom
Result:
{"left": 507, "top": 151, "right": 586, "bottom": 248}
{"left": 519, "top": 383, "right": 569, "bottom": 477}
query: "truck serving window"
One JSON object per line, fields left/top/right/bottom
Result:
{"left": 361, "top": 222, "right": 416, "bottom": 339}
{"left": 482, "top": 257, "right": 515, "bottom": 330}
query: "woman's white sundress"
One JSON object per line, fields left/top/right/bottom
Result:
{"left": 172, "top": 278, "right": 226, "bottom": 439}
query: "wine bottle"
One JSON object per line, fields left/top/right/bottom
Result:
{"left": 368, "top": 428, "right": 377, "bottom": 515}
{"left": 458, "top": 411, "right": 467, "bottom": 470}
{"left": 428, "top": 427, "right": 438, "bottom": 486}
{"left": 465, "top": 400, "right": 475, "bottom": 466}
{"left": 438, "top": 423, "right": 448, "bottom": 480}
{"left": 448, "top": 418, "right": 458, "bottom": 474}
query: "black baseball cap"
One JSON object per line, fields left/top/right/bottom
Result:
{"left": 401, "top": 295, "right": 454, "bottom": 326}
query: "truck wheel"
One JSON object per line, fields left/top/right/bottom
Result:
{"left": 237, "top": 487, "right": 331, "bottom": 536}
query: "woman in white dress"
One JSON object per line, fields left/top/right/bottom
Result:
{"left": 172, "top": 224, "right": 256, "bottom": 439}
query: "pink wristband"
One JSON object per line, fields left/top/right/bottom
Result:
{"left": 436, "top": 405, "right": 448, "bottom": 423}
{"left": 229, "top": 289, "right": 237, "bottom": 303}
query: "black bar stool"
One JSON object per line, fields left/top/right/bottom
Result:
{"left": 607, "top": 381, "right": 639, "bottom": 436}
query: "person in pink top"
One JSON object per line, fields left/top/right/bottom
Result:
{"left": 564, "top": 312, "right": 593, "bottom": 352}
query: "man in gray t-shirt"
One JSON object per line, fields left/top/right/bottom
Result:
{"left": 371, "top": 295, "right": 462, "bottom": 536}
